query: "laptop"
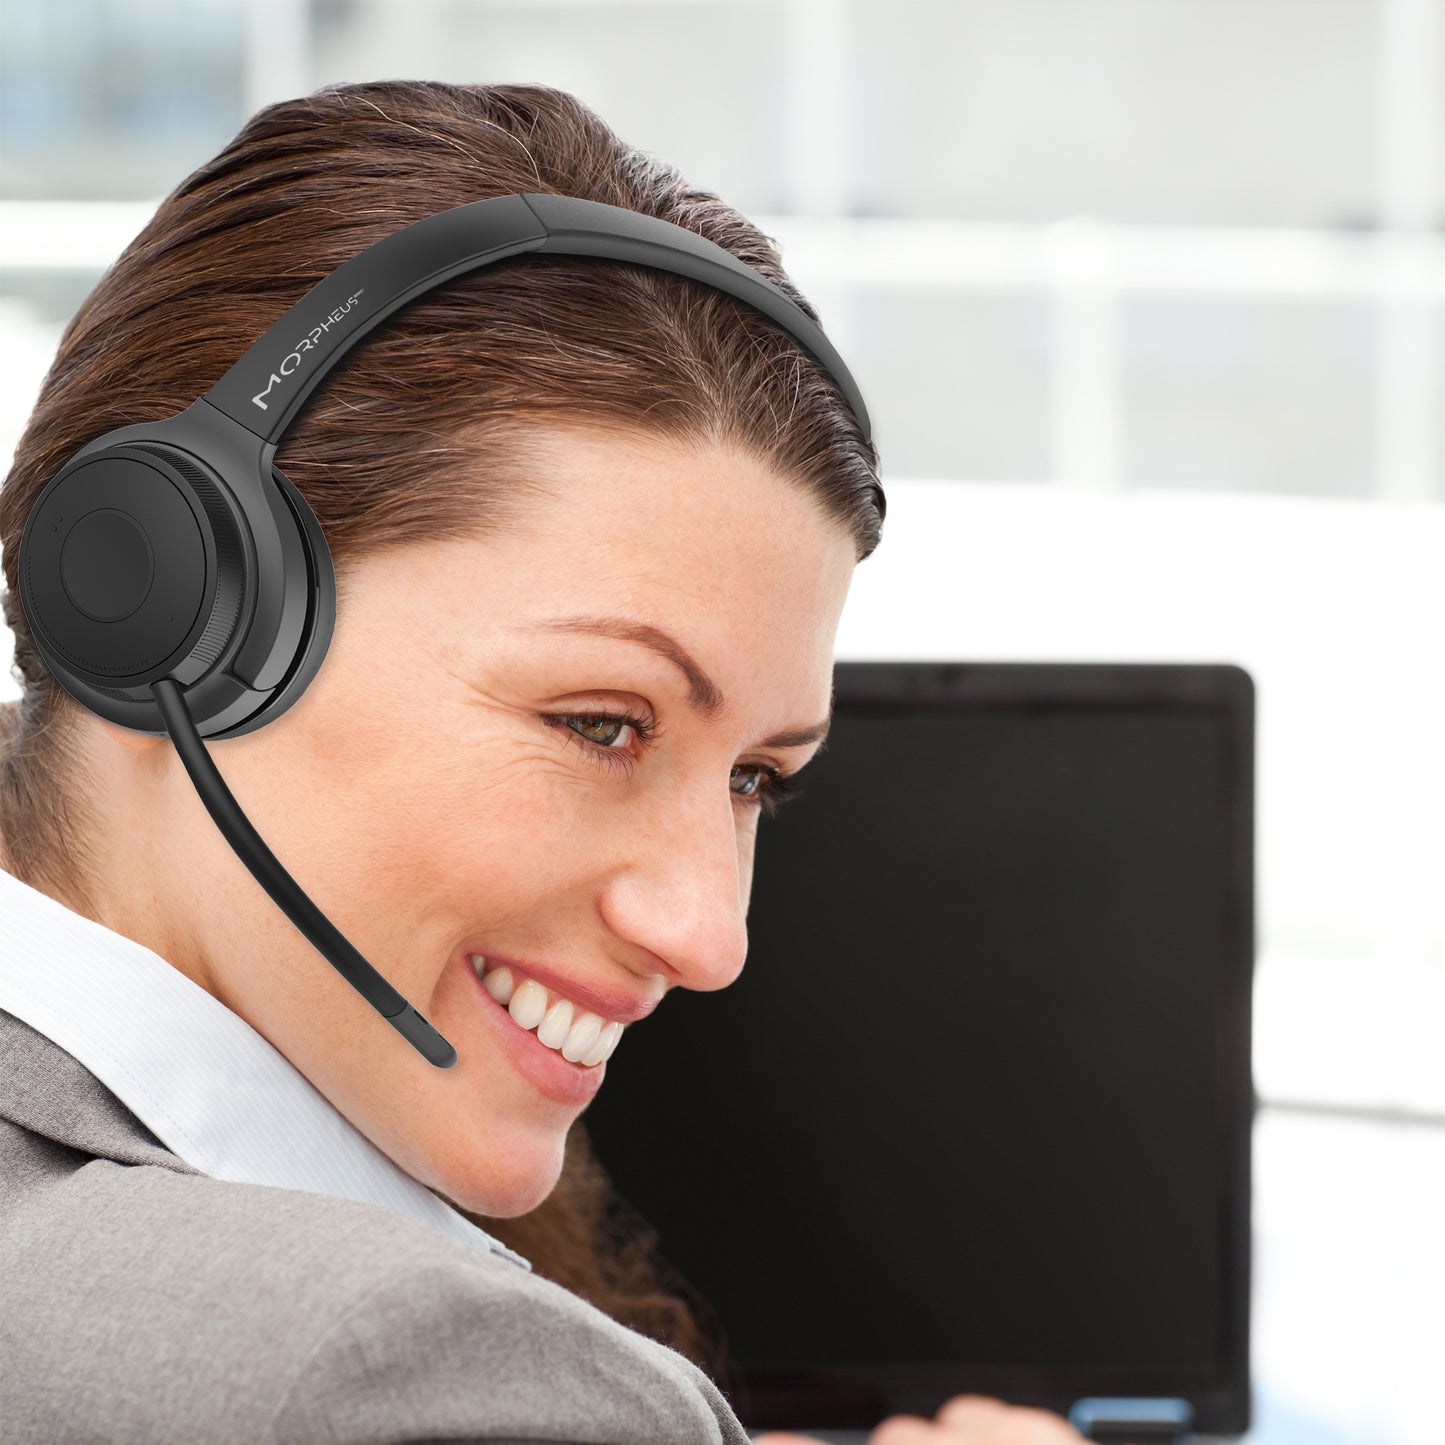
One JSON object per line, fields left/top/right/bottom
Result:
{"left": 581, "top": 662, "right": 1255, "bottom": 1442}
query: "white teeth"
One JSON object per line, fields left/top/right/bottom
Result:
{"left": 560, "top": 1012, "right": 602, "bottom": 1063}
{"left": 536, "top": 997, "right": 575, "bottom": 1050}
{"left": 507, "top": 977, "right": 549, "bottom": 1031}
{"left": 580, "top": 1020, "right": 622, "bottom": 1067}
{"left": 478, "top": 962, "right": 516, "bottom": 1006}
{"left": 468, "top": 953, "right": 624, "bottom": 1067}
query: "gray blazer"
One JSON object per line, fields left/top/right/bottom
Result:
{"left": 0, "top": 1006, "right": 753, "bottom": 1444}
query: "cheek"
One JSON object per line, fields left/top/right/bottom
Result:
{"left": 366, "top": 732, "right": 619, "bottom": 915}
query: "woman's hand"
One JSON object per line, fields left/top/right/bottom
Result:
{"left": 753, "top": 1392, "right": 1087, "bottom": 1444}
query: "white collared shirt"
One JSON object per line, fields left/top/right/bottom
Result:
{"left": 0, "top": 861, "right": 531, "bottom": 1272}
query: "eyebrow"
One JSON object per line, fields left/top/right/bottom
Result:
{"left": 516, "top": 614, "right": 832, "bottom": 749}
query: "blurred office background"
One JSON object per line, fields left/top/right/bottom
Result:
{"left": 1, "top": 2, "right": 1441, "bottom": 1442}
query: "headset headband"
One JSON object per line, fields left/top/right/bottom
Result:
{"left": 206, "top": 191, "right": 873, "bottom": 449}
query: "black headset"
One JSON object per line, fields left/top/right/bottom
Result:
{"left": 16, "top": 191, "right": 878, "bottom": 1068}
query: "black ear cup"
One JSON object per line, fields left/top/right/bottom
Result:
{"left": 19, "top": 441, "right": 248, "bottom": 702}
{"left": 17, "top": 438, "right": 336, "bottom": 740}
{"left": 249, "top": 461, "right": 337, "bottom": 738}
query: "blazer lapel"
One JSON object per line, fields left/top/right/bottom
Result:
{"left": 0, "top": 1006, "right": 203, "bottom": 1175}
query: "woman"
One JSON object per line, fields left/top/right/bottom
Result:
{"left": 0, "top": 80, "right": 1081, "bottom": 1444}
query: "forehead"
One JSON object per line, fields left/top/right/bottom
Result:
{"left": 405, "top": 423, "right": 856, "bottom": 717}
{"left": 518, "top": 422, "right": 832, "bottom": 547}
{"left": 492, "top": 423, "right": 853, "bottom": 619}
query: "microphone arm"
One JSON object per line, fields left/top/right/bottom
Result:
{"left": 150, "top": 676, "right": 457, "bottom": 1068}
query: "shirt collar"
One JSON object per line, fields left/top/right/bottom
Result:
{"left": 0, "top": 862, "right": 531, "bottom": 1272}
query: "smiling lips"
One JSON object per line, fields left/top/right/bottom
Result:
{"left": 470, "top": 955, "right": 624, "bottom": 1067}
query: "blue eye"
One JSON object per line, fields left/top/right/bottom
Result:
{"left": 731, "top": 766, "right": 762, "bottom": 796}
{"left": 729, "top": 762, "right": 806, "bottom": 817}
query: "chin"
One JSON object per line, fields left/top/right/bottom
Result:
{"left": 426, "top": 1141, "right": 566, "bottom": 1220}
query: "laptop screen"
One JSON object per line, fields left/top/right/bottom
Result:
{"left": 581, "top": 662, "right": 1253, "bottom": 1436}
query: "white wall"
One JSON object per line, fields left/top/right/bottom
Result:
{"left": 834, "top": 478, "right": 1445, "bottom": 1116}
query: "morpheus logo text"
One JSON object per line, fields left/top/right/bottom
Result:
{"left": 251, "top": 289, "right": 367, "bottom": 410}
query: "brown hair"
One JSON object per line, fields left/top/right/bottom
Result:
{"left": 0, "top": 79, "right": 883, "bottom": 1382}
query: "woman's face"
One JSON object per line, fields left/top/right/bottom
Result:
{"left": 94, "top": 422, "right": 857, "bottom": 1216}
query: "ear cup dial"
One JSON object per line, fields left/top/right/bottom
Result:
{"left": 19, "top": 443, "right": 248, "bottom": 693}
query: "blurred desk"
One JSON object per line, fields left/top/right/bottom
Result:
{"left": 1247, "top": 1105, "right": 1445, "bottom": 1445}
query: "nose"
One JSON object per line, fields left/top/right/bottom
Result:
{"left": 598, "top": 782, "right": 750, "bottom": 995}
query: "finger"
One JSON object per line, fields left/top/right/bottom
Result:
{"left": 934, "top": 1396, "right": 1084, "bottom": 1442}
{"left": 751, "top": 1435, "right": 828, "bottom": 1444}
{"left": 870, "top": 1416, "right": 950, "bottom": 1443}
{"left": 934, "top": 1395, "right": 1013, "bottom": 1427}
{"left": 986, "top": 1405, "right": 1086, "bottom": 1443}
{"left": 1010, "top": 1407, "right": 1087, "bottom": 1442}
